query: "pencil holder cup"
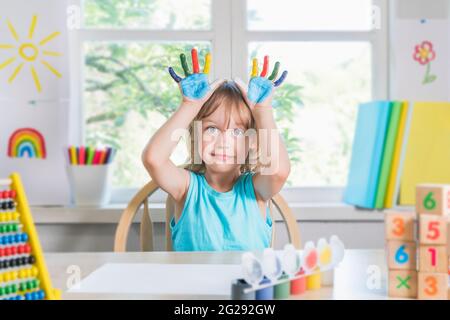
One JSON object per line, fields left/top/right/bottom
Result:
{"left": 66, "top": 163, "right": 113, "bottom": 207}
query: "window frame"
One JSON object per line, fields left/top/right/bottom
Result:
{"left": 70, "top": 0, "right": 389, "bottom": 204}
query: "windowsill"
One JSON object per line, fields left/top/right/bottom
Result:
{"left": 30, "top": 203, "right": 414, "bottom": 224}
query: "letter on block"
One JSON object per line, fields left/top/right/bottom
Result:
{"left": 386, "top": 241, "right": 416, "bottom": 270}
{"left": 416, "top": 184, "right": 450, "bottom": 215}
{"left": 385, "top": 211, "right": 415, "bottom": 241}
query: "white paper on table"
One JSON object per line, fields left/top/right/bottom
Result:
{"left": 69, "top": 263, "right": 243, "bottom": 296}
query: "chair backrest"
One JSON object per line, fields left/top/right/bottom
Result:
{"left": 114, "top": 179, "right": 301, "bottom": 252}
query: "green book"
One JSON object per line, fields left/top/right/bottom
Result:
{"left": 375, "top": 101, "right": 403, "bottom": 209}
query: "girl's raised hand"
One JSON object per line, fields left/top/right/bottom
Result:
{"left": 168, "top": 48, "right": 221, "bottom": 107}
{"left": 235, "top": 56, "right": 288, "bottom": 109}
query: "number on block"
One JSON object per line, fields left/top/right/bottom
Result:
{"left": 416, "top": 184, "right": 450, "bottom": 215}
{"left": 419, "top": 214, "right": 447, "bottom": 245}
{"left": 418, "top": 272, "right": 448, "bottom": 300}
{"left": 385, "top": 211, "right": 415, "bottom": 241}
{"left": 419, "top": 245, "right": 448, "bottom": 273}
{"left": 387, "top": 241, "right": 416, "bottom": 270}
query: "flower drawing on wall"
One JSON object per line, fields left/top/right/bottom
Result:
{"left": 413, "top": 41, "right": 436, "bottom": 85}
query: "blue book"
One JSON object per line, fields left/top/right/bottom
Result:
{"left": 343, "top": 101, "right": 393, "bottom": 209}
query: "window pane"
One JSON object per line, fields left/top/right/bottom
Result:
{"left": 83, "top": 0, "right": 211, "bottom": 30}
{"left": 248, "top": 0, "right": 373, "bottom": 31}
{"left": 249, "top": 42, "right": 371, "bottom": 186}
{"left": 84, "top": 42, "right": 211, "bottom": 187}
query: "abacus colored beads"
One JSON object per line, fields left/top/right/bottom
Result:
{"left": 0, "top": 232, "right": 28, "bottom": 245}
{"left": 24, "top": 290, "right": 44, "bottom": 301}
{"left": 0, "top": 256, "right": 36, "bottom": 270}
{"left": 31, "top": 266, "right": 38, "bottom": 277}
{"left": 0, "top": 223, "right": 19, "bottom": 233}
{"left": 1, "top": 201, "right": 15, "bottom": 210}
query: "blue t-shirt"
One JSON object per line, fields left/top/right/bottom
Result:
{"left": 170, "top": 170, "right": 273, "bottom": 251}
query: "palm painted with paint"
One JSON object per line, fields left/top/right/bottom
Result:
{"left": 236, "top": 56, "right": 288, "bottom": 109}
{"left": 168, "top": 49, "right": 219, "bottom": 105}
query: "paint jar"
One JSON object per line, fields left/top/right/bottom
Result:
{"left": 231, "top": 279, "right": 255, "bottom": 300}
{"left": 274, "top": 274, "right": 290, "bottom": 299}
{"left": 255, "top": 277, "right": 273, "bottom": 300}
{"left": 290, "top": 269, "right": 306, "bottom": 295}
{"left": 321, "top": 269, "right": 334, "bottom": 286}
{"left": 66, "top": 164, "right": 112, "bottom": 207}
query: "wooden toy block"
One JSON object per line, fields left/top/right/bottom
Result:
{"left": 385, "top": 211, "right": 416, "bottom": 241}
{"left": 418, "top": 245, "right": 448, "bottom": 273}
{"left": 419, "top": 214, "right": 448, "bottom": 245}
{"left": 418, "top": 272, "right": 448, "bottom": 300}
{"left": 388, "top": 270, "right": 417, "bottom": 298}
{"left": 386, "top": 241, "right": 417, "bottom": 270}
{"left": 447, "top": 220, "right": 450, "bottom": 249}
{"left": 416, "top": 184, "right": 450, "bottom": 215}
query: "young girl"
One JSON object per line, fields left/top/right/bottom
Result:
{"left": 142, "top": 49, "right": 290, "bottom": 251}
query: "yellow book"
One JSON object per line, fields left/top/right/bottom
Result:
{"left": 384, "top": 101, "right": 409, "bottom": 208}
{"left": 399, "top": 102, "right": 450, "bottom": 205}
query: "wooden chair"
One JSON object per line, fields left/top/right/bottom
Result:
{"left": 114, "top": 178, "right": 301, "bottom": 252}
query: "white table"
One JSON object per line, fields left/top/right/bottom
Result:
{"left": 42, "top": 249, "right": 411, "bottom": 300}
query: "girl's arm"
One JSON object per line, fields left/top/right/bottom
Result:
{"left": 235, "top": 73, "right": 291, "bottom": 201}
{"left": 251, "top": 103, "right": 291, "bottom": 201}
{"left": 142, "top": 101, "right": 199, "bottom": 202}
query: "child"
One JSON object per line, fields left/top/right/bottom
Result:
{"left": 142, "top": 49, "right": 290, "bottom": 251}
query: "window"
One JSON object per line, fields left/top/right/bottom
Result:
{"left": 73, "top": 0, "right": 387, "bottom": 203}
{"left": 248, "top": 42, "right": 371, "bottom": 187}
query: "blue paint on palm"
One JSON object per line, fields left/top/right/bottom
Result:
{"left": 180, "top": 73, "right": 210, "bottom": 100}
{"left": 248, "top": 77, "right": 273, "bottom": 104}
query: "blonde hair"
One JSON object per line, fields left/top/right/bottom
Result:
{"left": 185, "top": 80, "right": 257, "bottom": 174}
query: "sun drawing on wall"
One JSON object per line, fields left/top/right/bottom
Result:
{"left": 0, "top": 15, "right": 62, "bottom": 93}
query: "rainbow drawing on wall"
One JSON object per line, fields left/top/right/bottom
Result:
{"left": 7, "top": 128, "right": 47, "bottom": 159}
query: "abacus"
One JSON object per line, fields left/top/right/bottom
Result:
{"left": 0, "top": 173, "right": 60, "bottom": 300}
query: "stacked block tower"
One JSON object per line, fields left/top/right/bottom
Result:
{"left": 386, "top": 184, "right": 449, "bottom": 299}
{"left": 0, "top": 173, "right": 60, "bottom": 300}
{"left": 415, "top": 185, "right": 449, "bottom": 299}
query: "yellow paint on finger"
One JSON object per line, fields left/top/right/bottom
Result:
{"left": 203, "top": 53, "right": 211, "bottom": 74}
{"left": 251, "top": 58, "right": 258, "bottom": 77}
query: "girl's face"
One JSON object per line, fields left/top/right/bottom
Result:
{"left": 199, "top": 104, "right": 253, "bottom": 173}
